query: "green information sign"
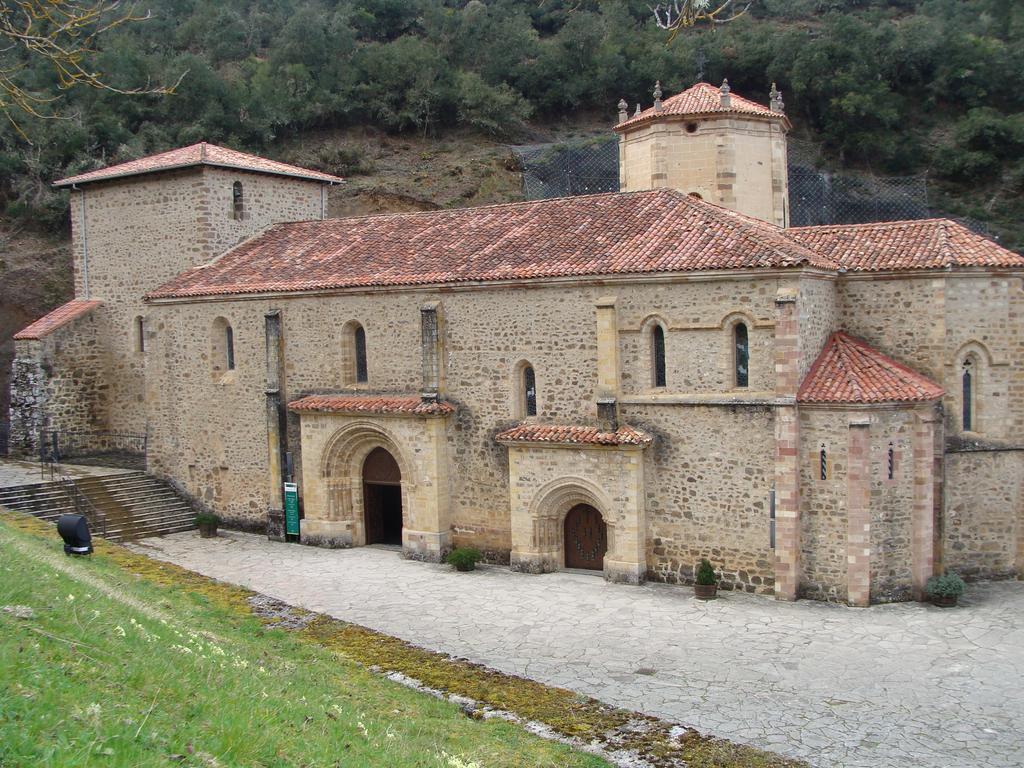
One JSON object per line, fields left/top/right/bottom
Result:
{"left": 284, "top": 482, "right": 300, "bottom": 537}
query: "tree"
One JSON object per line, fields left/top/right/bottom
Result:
{"left": 650, "top": 0, "right": 750, "bottom": 39}
{"left": 0, "top": 0, "right": 182, "bottom": 128}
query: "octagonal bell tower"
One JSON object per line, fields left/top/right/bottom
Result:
{"left": 613, "top": 79, "right": 791, "bottom": 227}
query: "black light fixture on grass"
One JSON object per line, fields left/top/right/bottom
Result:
{"left": 57, "top": 514, "right": 93, "bottom": 555}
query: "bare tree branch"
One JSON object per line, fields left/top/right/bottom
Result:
{"left": 650, "top": 0, "right": 750, "bottom": 40}
{"left": 0, "top": 0, "right": 185, "bottom": 132}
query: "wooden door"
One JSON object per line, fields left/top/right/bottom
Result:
{"left": 564, "top": 504, "right": 606, "bottom": 570}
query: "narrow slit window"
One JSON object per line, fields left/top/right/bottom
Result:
{"left": 135, "top": 316, "right": 145, "bottom": 354}
{"left": 820, "top": 444, "right": 827, "bottom": 481}
{"left": 962, "top": 360, "right": 973, "bottom": 432}
{"left": 734, "top": 323, "right": 749, "bottom": 388}
{"left": 354, "top": 325, "right": 368, "bottom": 383}
{"left": 232, "top": 181, "right": 245, "bottom": 220}
{"left": 652, "top": 325, "right": 666, "bottom": 388}
{"left": 225, "top": 325, "right": 235, "bottom": 371}
{"left": 523, "top": 365, "right": 537, "bottom": 417}
{"left": 887, "top": 443, "right": 895, "bottom": 480}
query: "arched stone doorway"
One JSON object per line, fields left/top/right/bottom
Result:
{"left": 564, "top": 503, "right": 607, "bottom": 570}
{"left": 362, "top": 446, "right": 402, "bottom": 545}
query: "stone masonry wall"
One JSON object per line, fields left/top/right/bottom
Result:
{"left": 68, "top": 168, "right": 324, "bottom": 438}
{"left": 8, "top": 309, "right": 108, "bottom": 454}
{"left": 869, "top": 409, "right": 915, "bottom": 602}
{"left": 799, "top": 409, "right": 848, "bottom": 602}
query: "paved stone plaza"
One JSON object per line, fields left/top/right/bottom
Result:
{"left": 128, "top": 531, "right": 1024, "bottom": 768}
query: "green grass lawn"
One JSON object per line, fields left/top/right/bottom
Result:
{"left": 0, "top": 519, "right": 609, "bottom": 768}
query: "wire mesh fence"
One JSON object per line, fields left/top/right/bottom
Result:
{"left": 510, "top": 135, "right": 994, "bottom": 237}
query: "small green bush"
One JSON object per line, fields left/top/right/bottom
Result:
{"left": 695, "top": 558, "right": 717, "bottom": 586}
{"left": 446, "top": 547, "right": 482, "bottom": 572}
{"left": 195, "top": 511, "right": 219, "bottom": 526}
{"left": 926, "top": 572, "right": 965, "bottom": 598}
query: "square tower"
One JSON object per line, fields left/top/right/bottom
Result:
{"left": 614, "top": 80, "right": 790, "bottom": 227}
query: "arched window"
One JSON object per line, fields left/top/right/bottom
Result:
{"left": 232, "top": 181, "right": 245, "bottom": 220}
{"left": 651, "top": 324, "right": 666, "bottom": 388}
{"left": 734, "top": 322, "right": 749, "bottom": 388}
{"left": 962, "top": 358, "right": 974, "bottom": 432}
{"left": 225, "top": 325, "right": 235, "bottom": 370}
{"left": 523, "top": 365, "right": 537, "bottom": 417}
{"left": 134, "top": 316, "right": 145, "bottom": 354}
{"left": 211, "top": 317, "right": 235, "bottom": 377}
{"left": 354, "top": 325, "right": 368, "bottom": 383}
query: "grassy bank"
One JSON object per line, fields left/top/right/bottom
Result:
{"left": 0, "top": 516, "right": 608, "bottom": 768}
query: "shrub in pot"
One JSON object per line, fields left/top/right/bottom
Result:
{"left": 446, "top": 547, "right": 482, "bottom": 572}
{"left": 694, "top": 558, "right": 718, "bottom": 600}
{"left": 926, "top": 572, "right": 965, "bottom": 607}
{"left": 196, "top": 512, "right": 219, "bottom": 538}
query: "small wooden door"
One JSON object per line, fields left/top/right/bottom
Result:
{"left": 564, "top": 504, "right": 607, "bottom": 570}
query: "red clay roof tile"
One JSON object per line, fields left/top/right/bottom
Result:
{"left": 789, "top": 219, "right": 1024, "bottom": 272}
{"left": 615, "top": 82, "right": 784, "bottom": 130}
{"left": 147, "top": 189, "right": 831, "bottom": 299}
{"left": 495, "top": 423, "right": 653, "bottom": 447}
{"left": 798, "top": 332, "right": 944, "bottom": 405}
{"left": 54, "top": 143, "right": 343, "bottom": 187}
{"left": 288, "top": 395, "right": 454, "bottom": 416}
{"left": 13, "top": 300, "right": 102, "bottom": 340}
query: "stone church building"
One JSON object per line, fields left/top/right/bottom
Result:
{"left": 9, "top": 81, "right": 1024, "bottom": 605}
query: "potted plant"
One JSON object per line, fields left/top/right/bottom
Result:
{"left": 694, "top": 558, "right": 718, "bottom": 600}
{"left": 925, "top": 572, "right": 965, "bottom": 608}
{"left": 196, "top": 512, "right": 220, "bottom": 539}
{"left": 446, "top": 547, "right": 482, "bottom": 572}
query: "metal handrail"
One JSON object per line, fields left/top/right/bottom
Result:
{"left": 59, "top": 475, "right": 107, "bottom": 538}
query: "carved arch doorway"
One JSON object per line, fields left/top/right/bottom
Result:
{"left": 362, "top": 446, "right": 402, "bottom": 545}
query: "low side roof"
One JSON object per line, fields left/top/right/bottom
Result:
{"left": 54, "top": 143, "right": 343, "bottom": 188}
{"left": 495, "top": 423, "right": 653, "bottom": 447}
{"left": 615, "top": 82, "right": 786, "bottom": 131}
{"left": 288, "top": 395, "right": 454, "bottom": 416}
{"left": 13, "top": 300, "right": 102, "bottom": 340}
{"left": 789, "top": 219, "right": 1024, "bottom": 272}
{"left": 147, "top": 189, "right": 831, "bottom": 300}
{"left": 798, "top": 332, "right": 944, "bottom": 405}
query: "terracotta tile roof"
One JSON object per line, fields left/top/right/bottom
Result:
{"left": 288, "top": 394, "right": 454, "bottom": 416}
{"left": 53, "top": 142, "right": 343, "bottom": 188}
{"left": 147, "top": 189, "right": 831, "bottom": 299}
{"left": 13, "top": 300, "right": 102, "bottom": 340}
{"left": 789, "top": 219, "right": 1024, "bottom": 272}
{"left": 798, "top": 332, "right": 944, "bottom": 405}
{"left": 495, "top": 423, "right": 653, "bottom": 447}
{"left": 615, "top": 82, "right": 784, "bottom": 130}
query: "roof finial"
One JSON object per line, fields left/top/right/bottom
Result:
{"left": 770, "top": 82, "right": 785, "bottom": 113}
{"left": 653, "top": 80, "right": 663, "bottom": 112}
{"left": 634, "top": 103, "right": 642, "bottom": 117}
{"left": 617, "top": 98, "right": 628, "bottom": 123}
{"left": 720, "top": 78, "right": 731, "bottom": 108}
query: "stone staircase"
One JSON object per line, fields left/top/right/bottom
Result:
{"left": 0, "top": 472, "right": 197, "bottom": 542}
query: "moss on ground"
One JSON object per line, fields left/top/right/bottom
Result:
{"left": 1, "top": 511, "right": 806, "bottom": 768}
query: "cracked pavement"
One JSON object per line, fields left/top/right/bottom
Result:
{"left": 128, "top": 531, "right": 1024, "bottom": 768}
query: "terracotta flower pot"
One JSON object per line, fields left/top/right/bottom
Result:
{"left": 694, "top": 583, "right": 718, "bottom": 600}
{"left": 930, "top": 593, "right": 958, "bottom": 608}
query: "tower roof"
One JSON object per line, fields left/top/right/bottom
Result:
{"left": 54, "top": 142, "right": 343, "bottom": 188}
{"left": 614, "top": 82, "right": 787, "bottom": 131}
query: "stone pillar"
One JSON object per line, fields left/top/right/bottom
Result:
{"left": 650, "top": 124, "right": 668, "bottom": 189}
{"left": 773, "top": 288, "right": 801, "bottom": 600}
{"left": 595, "top": 296, "right": 619, "bottom": 398}
{"left": 912, "top": 409, "right": 938, "bottom": 600}
{"left": 420, "top": 301, "right": 444, "bottom": 401}
{"left": 715, "top": 130, "right": 737, "bottom": 210}
{"left": 264, "top": 310, "right": 287, "bottom": 541}
{"left": 8, "top": 343, "right": 46, "bottom": 457}
{"left": 846, "top": 417, "right": 872, "bottom": 607}
{"left": 401, "top": 416, "right": 452, "bottom": 561}
{"left": 770, "top": 122, "right": 790, "bottom": 228}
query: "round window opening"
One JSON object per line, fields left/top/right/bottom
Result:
{"left": 685, "top": 122, "right": 698, "bottom": 134}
